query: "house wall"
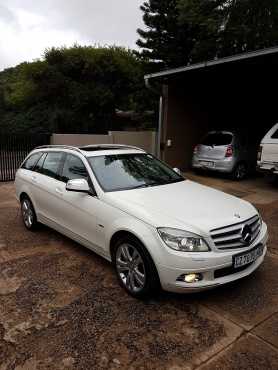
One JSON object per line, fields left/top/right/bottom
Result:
{"left": 51, "top": 134, "right": 113, "bottom": 146}
{"left": 109, "top": 131, "right": 157, "bottom": 154}
{"left": 51, "top": 131, "right": 157, "bottom": 154}
{"left": 162, "top": 82, "right": 210, "bottom": 170}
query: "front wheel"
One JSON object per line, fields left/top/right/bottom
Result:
{"left": 21, "top": 197, "right": 38, "bottom": 230}
{"left": 113, "top": 236, "right": 160, "bottom": 299}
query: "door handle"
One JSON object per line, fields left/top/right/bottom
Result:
{"left": 55, "top": 188, "right": 63, "bottom": 196}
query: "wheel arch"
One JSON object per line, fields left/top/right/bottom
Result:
{"left": 110, "top": 229, "right": 161, "bottom": 293}
{"left": 19, "top": 192, "right": 31, "bottom": 202}
{"left": 19, "top": 192, "right": 38, "bottom": 216}
{"left": 110, "top": 230, "right": 146, "bottom": 261}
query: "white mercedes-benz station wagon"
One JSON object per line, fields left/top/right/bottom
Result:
{"left": 15, "top": 145, "right": 268, "bottom": 298}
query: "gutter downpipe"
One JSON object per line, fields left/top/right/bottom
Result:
{"left": 145, "top": 76, "right": 163, "bottom": 159}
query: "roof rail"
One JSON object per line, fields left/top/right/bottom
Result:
{"left": 35, "top": 144, "right": 145, "bottom": 154}
{"left": 35, "top": 145, "right": 83, "bottom": 154}
{"left": 79, "top": 144, "right": 145, "bottom": 151}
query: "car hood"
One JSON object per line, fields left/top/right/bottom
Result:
{"left": 104, "top": 180, "right": 257, "bottom": 236}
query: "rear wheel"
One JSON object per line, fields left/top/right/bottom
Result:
{"left": 21, "top": 197, "right": 38, "bottom": 230}
{"left": 113, "top": 236, "right": 160, "bottom": 299}
{"left": 232, "top": 162, "right": 248, "bottom": 181}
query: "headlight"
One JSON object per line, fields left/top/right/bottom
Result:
{"left": 157, "top": 228, "right": 210, "bottom": 252}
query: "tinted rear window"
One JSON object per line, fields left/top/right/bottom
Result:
{"left": 202, "top": 133, "right": 233, "bottom": 146}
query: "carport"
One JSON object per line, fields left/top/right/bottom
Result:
{"left": 145, "top": 46, "right": 278, "bottom": 170}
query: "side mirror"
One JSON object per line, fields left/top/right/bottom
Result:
{"left": 66, "top": 178, "right": 91, "bottom": 194}
{"left": 173, "top": 167, "right": 182, "bottom": 175}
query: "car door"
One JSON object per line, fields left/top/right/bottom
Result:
{"left": 54, "top": 153, "right": 100, "bottom": 253}
{"left": 16, "top": 152, "right": 44, "bottom": 194}
{"left": 31, "top": 151, "right": 65, "bottom": 225}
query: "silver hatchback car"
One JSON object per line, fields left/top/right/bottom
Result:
{"left": 192, "top": 131, "right": 257, "bottom": 180}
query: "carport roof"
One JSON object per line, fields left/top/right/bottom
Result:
{"left": 144, "top": 45, "right": 278, "bottom": 81}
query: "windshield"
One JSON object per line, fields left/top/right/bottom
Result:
{"left": 87, "top": 153, "right": 184, "bottom": 192}
{"left": 202, "top": 132, "right": 233, "bottom": 146}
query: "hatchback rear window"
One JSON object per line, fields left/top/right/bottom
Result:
{"left": 202, "top": 133, "right": 233, "bottom": 146}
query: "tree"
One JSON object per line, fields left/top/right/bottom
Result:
{"left": 136, "top": 0, "right": 195, "bottom": 68}
{"left": 177, "top": 0, "right": 224, "bottom": 62}
{"left": 137, "top": 0, "right": 278, "bottom": 67}
{"left": 0, "top": 45, "right": 156, "bottom": 134}
{"left": 219, "top": 0, "right": 278, "bottom": 56}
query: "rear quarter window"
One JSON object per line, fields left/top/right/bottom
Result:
{"left": 21, "top": 152, "right": 43, "bottom": 171}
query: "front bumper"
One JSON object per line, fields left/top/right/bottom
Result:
{"left": 157, "top": 223, "right": 268, "bottom": 293}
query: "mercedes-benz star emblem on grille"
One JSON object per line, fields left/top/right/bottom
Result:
{"left": 241, "top": 224, "right": 252, "bottom": 244}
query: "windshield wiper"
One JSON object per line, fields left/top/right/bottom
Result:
{"left": 131, "top": 181, "right": 157, "bottom": 189}
{"left": 130, "top": 178, "right": 184, "bottom": 190}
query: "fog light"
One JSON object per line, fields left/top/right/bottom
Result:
{"left": 177, "top": 273, "right": 203, "bottom": 283}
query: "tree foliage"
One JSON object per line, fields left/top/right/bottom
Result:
{"left": 137, "top": 0, "right": 278, "bottom": 67}
{"left": 136, "top": 0, "right": 195, "bottom": 68}
{"left": 219, "top": 0, "right": 278, "bottom": 56}
{"left": 0, "top": 45, "right": 155, "bottom": 134}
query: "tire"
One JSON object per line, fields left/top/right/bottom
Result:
{"left": 20, "top": 196, "right": 38, "bottom": 231}
{"left": 113, "top": 235, "right": 160, "bottom": 299}
{"left": 231, "top": 162, "right": 248, "bottom": 181}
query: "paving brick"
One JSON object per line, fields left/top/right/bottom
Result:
{"left": 198, "top": 334, "right": 278, "bottom": 370}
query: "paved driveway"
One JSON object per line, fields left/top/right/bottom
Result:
{"left": 0, "top": 174, "right": 277, "bottom": 370}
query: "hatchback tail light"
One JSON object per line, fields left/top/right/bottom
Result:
{"left": 257, "top": 146, "right": 262, "bottom": 161}
{"left": 225, "top": 144, "right": 233, "bottom": 158}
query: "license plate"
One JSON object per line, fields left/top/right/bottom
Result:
{"left": 199, "top": 161, "right": 214, "bottom": 168}
{"left": 233, "top": 244, "right": 264, "bottom": 269}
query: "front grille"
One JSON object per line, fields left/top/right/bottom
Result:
{"left": 210, "top": 215, "right": 261, "bottom": 250}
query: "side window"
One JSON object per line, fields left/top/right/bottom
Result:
{"left": 21, "top": 152, "right": 43, "bottom": 171}
{"left": 41, "top": 152, "right": 63, "bottom": 180}
{"left": 271, "top": 129, "right": 278, "bottom": 139}
{"left": 33, "top": 153, "right": 47, "bottom": 173}
{"left": 61, "top": 154, "right": 88, "bottom": 183}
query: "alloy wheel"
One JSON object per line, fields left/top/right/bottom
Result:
{"left": 21, "top": 199, "right": 34, "bottom": 228}
{"left": 116, "top": 243, "right": 146, "bottom": 293}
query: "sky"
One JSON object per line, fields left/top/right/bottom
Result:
{"left": 0, "top": 0, "right": 144, "bottom": 71}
